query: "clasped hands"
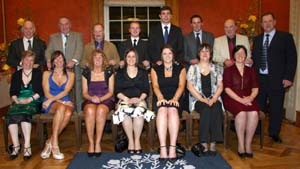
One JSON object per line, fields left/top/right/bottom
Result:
{"left": 157, "top": 98, "right": 179, "bottom": 107}
{"left": 202, "top": 97, "right": 217, "bottom": 107}
{"left": 238, "top": 96, "right": 253, "bottom": 106}
{"left": 123, "top": 97, "right": 142, "bottom": 104}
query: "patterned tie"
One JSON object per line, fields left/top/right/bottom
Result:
{"left": 228, "top": 38, "right": 235, "bottom": 60}
{"left": 27, "top": 40, "right": 32, "bottom": 50}
{"left": 64, "top": 34, "right": 69, "bottom": 54}
{"left": 196, "top": 33, "right": 201, "bottom": 52}
{"left": 164, "top": 26, "right": 168, "bottom": 44}
{"left": 133, "top": 39, "right": 137, "bottom": 48}
{"left": 260, "top": 34, "right": 269, "bottom": 71}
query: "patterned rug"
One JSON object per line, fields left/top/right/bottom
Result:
{"left": 67, "top": 151, "right": 231, "bottom": 169}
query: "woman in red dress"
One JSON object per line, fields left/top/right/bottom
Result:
{"left": 223, "top": 45, "right": 259, "bottom": 158}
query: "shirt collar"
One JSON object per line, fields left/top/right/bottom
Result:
{"left": 23, "top": 37, "right": 33, "bottom": 42}
{"left": 264, "top": 29, "right": 276, "bottom": 38}
{"left": 161, "top": 23, "right": 171, "bottom": 30}
{"left": 193, "top": 30, "right": 202, "bottom": 37}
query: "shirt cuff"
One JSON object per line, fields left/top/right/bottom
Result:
{"left": 72, "top": 59, "right": 79, "bottom": 65}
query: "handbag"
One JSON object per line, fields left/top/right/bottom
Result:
{"left": 191, "top": 143, "right": 205, "bottom": 157}
{"left": 114, "top": 132, "right": 128, "bottom": 153}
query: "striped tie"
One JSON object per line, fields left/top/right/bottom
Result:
{"left": 260, "top": 34, "right": 269, "bottom": 71}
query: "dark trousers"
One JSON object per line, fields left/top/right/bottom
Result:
{"left": 194, "top": 101, "right": 223, "bottom": 143}
{"left": 258, "top": 75, "right": 285, "bottom": 136}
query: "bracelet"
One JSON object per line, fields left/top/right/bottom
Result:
{"left": 31, "top": 96, "right": 35, "bottom": 101}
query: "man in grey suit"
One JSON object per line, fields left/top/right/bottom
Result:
{"left": 45, "top": 17, "right": 84, "bottom": 112}
{"left": 184, "top": 14, "right": 214, "bottom": 67}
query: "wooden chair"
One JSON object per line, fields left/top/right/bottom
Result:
{"left": 226, "top": 110, "right": 265, "bottom": 149}
{"left": 186, "top": 110, "right": 228, "bottom": 149}
{"left": 36, "top": 112, "right": 80, "bottom": 150}
{"left": 77, "top": 110, "right": 118, "bottom": 150}
{"left": 2, "top": 114, "right": 40, "bottom": 153}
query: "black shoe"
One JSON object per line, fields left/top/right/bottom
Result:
{"left": 87, "top": 152, "right": 94, "bottom": 157}
{"left": 203, "top": 150, "right": 210, "bottom": 157}
{"left": 269, "top": 135, "right": 282, "bottom": 143}
{"left": 127, "top": 149, "right": 135, "bottom": 154}
{"left": 94, "top": 152, "right": 102, "bottom": 157}
{"left": 135, "top": 149, "right": 142, "bottom": 154}
{"left": 159, "top": 157, "right": 168, "bottom": 163}
{"left": 209, "top": 150, "right": 217, "bottom": 156}
{"left": 9, "top": 145, "right": 21, "bottom": 160}
{"left": 23, "top": 147, "right": 32, "bottom": 161}
{"left": 237, "top": 152, "right": 246, "bottom": 158}
{"left": 245, "top": 152, "right": 253, "bottom": 158}
{"left": 168, "top": 157, "right": 177, "bottom": 163}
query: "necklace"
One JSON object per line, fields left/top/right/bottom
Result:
{"left": 165, "top": 65, "right": 173, "bottom": 71}
{"left": 23, "top": 70, "right": 32, "bottom": 78}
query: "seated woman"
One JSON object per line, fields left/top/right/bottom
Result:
{"left": 6, "top": 50, "right": 43, "bottom": 161}
{"left": 223, "top": 45, "right": 259, "bottom": 158}
{"left": 150, "top": 45, "right": 186, "bottom": 162}
{"left": 40, "top": 50, "right": 75, "bottom": 160}
{"left": 113, "top": 48, "right": 154, "bottom": 154}
{"left": 82, "top": 50, "right": 115, "bottom": 157}
{"left": 187, "top": 43, "right": 224, "bottom": 156}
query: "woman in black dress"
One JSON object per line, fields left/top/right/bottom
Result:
{"left": 7, "top": 50, "right": 43, "bottom": 160}
{"left": 150, "top": 45, "right": 186, "bottom": 161}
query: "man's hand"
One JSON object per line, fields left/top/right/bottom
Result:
{"left": 190, "top": 59, "right": 199, "bottom": 65}
{"left": 282, "top": 80, "right": 293, "bottom": 88}
{"left": 223, "top": 59, "right": 235, "bottom": 67}
{"left": 67, "top": 60, "right": 76, "bottom": 68}
{"left": 156, "top": 60, "right": 162, "bottom": 65}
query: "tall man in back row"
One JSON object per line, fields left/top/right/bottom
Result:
{"left": 148, "top": 6, "right": 184, "bottom": 65}
{"left": 252, "top": 13, "right": 297, "bottom": 143}
{"left": 45, "top": 17, "right": 84, "bottom": 112}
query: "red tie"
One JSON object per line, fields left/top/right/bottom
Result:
{"left": 228, "top": 39, "right": 234, "bottom": 60}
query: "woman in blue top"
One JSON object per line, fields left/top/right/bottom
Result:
{"left": 40, "top": 50, "right": 75, "bottom": 160}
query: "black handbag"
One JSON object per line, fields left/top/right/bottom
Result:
{"left": 191, "top": 143, "right": 205, "bottom": 157}
{"left": 114, "top": 133, "right": 128, "bottom": 153}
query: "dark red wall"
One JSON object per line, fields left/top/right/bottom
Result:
{"left": 0, "top": 1, "right": 3, "bottom": 43}
{"left": 179, "top": 0, "right": 290, "bottom": 37}
{"left": 5, "top": 0, "right": 91, "bottom": 43}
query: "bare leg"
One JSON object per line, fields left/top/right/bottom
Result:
{"left": 156, "top": 107, "right": 168, "bottom": 158}
{"left": 245, "top": 111, "right": 258, "bottom": 153}
{"left": 122, "top": 116, "right": 134, "bottom": 150}
{"left": 84, "top": 104, "right": 96, "bottom": 153}
{"left": 8, "top": 124, "right": 20, "bottom": 154}
{"left": 133, "top": 116, "right": 144, "bottom": 150}
{"left": 94, "top": 105, "right": 108, "bottom": 153}
{"left": 235, "top": 111, "right": 247, "bottom": 153}
{"left": 21, "top": 122, "right": 32, "bottom": 155}
{"left": 168, "top": 107, "right": 179, "bottom": 158}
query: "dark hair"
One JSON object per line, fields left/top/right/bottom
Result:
{"left": 190, "top": 14, "right": 203, "bottom": 23}
{"left": 161, "top": 44, "right": 175, "bottom": 62}
{"left": 261, "top": 12, "right": 275, "bottom": 20}
{"left": 50, "top": 50, "right": 67, "bottom": 75}
{"left": 160, "top": 6, "right": 172, "bottom": 14}
{"left": 233, "top": 45, "right": 248, "bottom": 59}
{"left": 198, "top": 43, "right": 212, "bottom": 61}
{"left": 124, "top": 48, "right": 139, "bottom": 67}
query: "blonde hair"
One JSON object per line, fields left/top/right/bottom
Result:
{"left": 88, "top": 49, "right": 109, "bottom": 70}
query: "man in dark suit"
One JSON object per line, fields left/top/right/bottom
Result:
{"left": 252, "top": 13, "right": 297, "bottom": 143}
{"left": 148, "top": 6, "right": 184, "bottom": 65}
{"left": 118, "top": 21, "right": 150, "bottom": 69}
{"left": 184, "top": 14, "right": 214, "bottom": 67}
{"left": 7, "top": 20, "right": 46, "bottom": 70}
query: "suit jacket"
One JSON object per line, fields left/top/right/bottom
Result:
{"left": 7, "top": 37, "right": 46, "bottom": 68}
{"left": 213, "top": 34, "right": 250, "bottom": 64}
{"left": 80, "top": 40, "right": 120, "bottom": 68}
{"left": 184, "top": 31, "right": 214, "bottom": 64}
{"left": 45, "top": 31, "right": 83, "bottom": 62}
{"left": 148, "top": 23, "right": 184, "bottom": 63}
{"left": 252, "top": 31, "right": 297, "bottom": 89}
{"left": 118, "top": 38, "right": 149, "bottom": 63}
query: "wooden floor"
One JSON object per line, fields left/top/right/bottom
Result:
{"left": 0, "top": 112, "right": 300, "bottom": 169}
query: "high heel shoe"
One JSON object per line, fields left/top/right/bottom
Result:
{"left": 52, "top": 145, "right": 64, "bottom": 160}
{"left": 168, "top": 145, "right": 177, "bottom": 163}
{"left": 158, "top": 146, "right": 168, "bottom": 163}
{"left": 10, "top": 145, "right": 21, "bottom": 160}
{"left": 23, "top": 146, "right": 32, "bottom": 161}
{"left": 40, "top": 142, "right": 52, "bottom": 159}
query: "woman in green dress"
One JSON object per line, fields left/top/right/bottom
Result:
{"left": 6, "top": 50, "right": 43, "bottom": 160}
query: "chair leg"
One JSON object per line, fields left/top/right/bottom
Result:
{"left": 260, "top": 120, "right": 264, "bottom": 149}
{"left": 3, "top": 117, "right": 9, "bottom": 153}
{"left": 223, "top": 117, "right": 227, "bottom": 149}
{"left": 74, "top": 117, "right": 80, "bottom": 151}
{"left": 111, "top": 122, "right": 118, "bottom": 145}
{"left": 37, "top": 120, "right": 45, "bottom": 149}
{"left": 188, "top": 118, "right": 194, "bottom": 147}
{"left": 148, "top": 120, "right": 155, "bottom": 152}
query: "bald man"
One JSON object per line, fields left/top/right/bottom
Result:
{"left": 213, "top": 19, "right": 252, "bottom": 67}
{"left": 7, "top": 20, "right": 46, "bottom": 70}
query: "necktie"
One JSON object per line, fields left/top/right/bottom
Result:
{"left": 96, "top": 41, "right": 101, "bottom": 50}
{"left": 228, "top": 38, "right": 234, "bottom": 60}
{"left": 196, "top": 33, "right": 201, "bottom": 52}
{"left": 133, "top": 39, "right": 137, "bottom": 47}
{"left": 260, "top": 34, "right": 269, "bottom": 71}
{"left": 164, "top": 26, "right": 168, "bottom": 44}
{"left": 64, "top": 34, "right": 69, "bottom": 54}
{"left": 28, "top": 40, "right": 32, "bottom": 50}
